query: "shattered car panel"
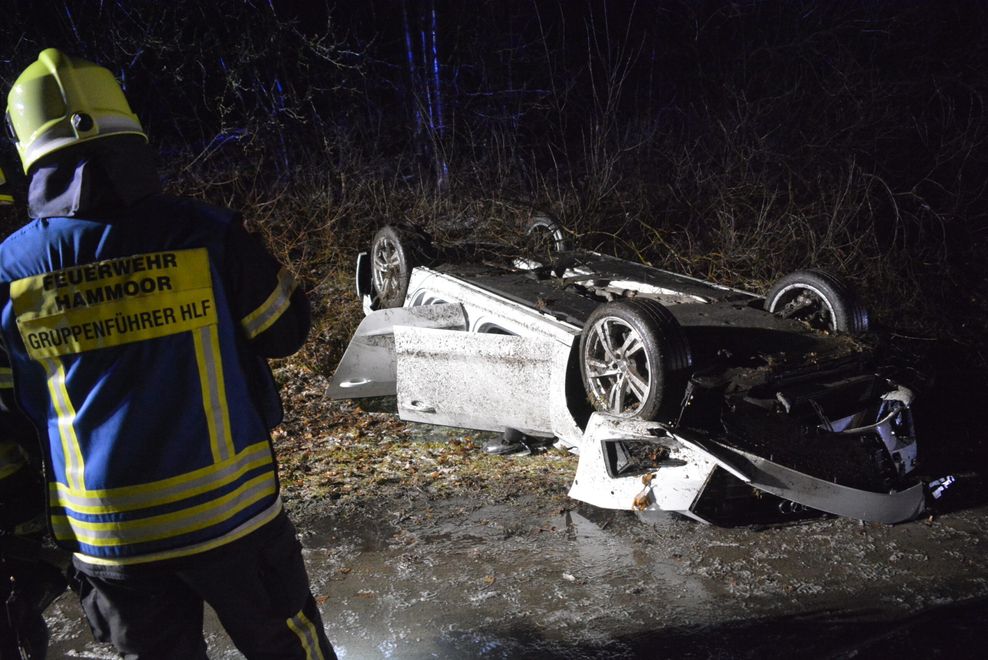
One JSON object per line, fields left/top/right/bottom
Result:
{"left": 569, "top": 414, "right": 924, "bottom": 524}
{"left": 329, "top": 228, "right": 927, "bottom": 525}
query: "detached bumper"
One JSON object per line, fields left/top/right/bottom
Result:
{"left": 569, "top": 414, "right": 926, "bottom": 525}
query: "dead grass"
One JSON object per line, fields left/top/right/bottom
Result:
{"left": 269, "top": 359, "right": 577, "bottom": 510}
{"left": 151, "top": 132, "right": 988, "bottom": 381}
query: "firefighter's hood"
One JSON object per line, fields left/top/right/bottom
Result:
{"left": 26, "top": 135, "right": 161, "bottom": 219}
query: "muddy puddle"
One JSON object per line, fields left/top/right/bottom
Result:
{"left": 44, "top": 485, "right": 988, "bottom": 659}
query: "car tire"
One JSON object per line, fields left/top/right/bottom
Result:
{"left": 370, "top": 225, "right": 430, "bottom": 308}
{"left": 579, "top": 298, "right": 692, "bottom": 421}
{"left": 764, "top": 270, "right": 869, "bottom": 335}
{"left": 525, "top": 213, "right": 570, "bottom": 254}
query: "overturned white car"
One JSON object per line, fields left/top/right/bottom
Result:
{"left": 328, "top": 221, "right": 925, "bottom": 525}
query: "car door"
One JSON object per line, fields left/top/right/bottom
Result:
{"left": 327, "top": 303, "right": 468, "bottom": 398}
{"left": 394, "top": 325, "right": 571, "bottom": 437}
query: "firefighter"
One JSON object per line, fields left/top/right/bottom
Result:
{"left": 0, "top": 162, "right": 44, "bottom": 536}
{"left": 2, "top": 161, "right": 63, "bottom": 660}
{"left": 0, "top": 166, "right": 44, "bottom": 534}
{"left": 0, "top": 49, "right": 336, "bottom": 658}
{"left": 0, "top": 164, "right": 12, "bottom": 204}
{"left": 1, "top": 342, "right": 61, "bottom": 660}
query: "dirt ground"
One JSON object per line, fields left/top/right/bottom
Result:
{"left": 42, "top": 361, "right": 988, "bottom": 659}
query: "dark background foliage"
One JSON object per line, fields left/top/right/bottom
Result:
{"left": 2, "top": 0, "right": 986, "bottom": 362}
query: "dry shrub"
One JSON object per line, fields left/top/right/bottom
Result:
{"left": 5, "top": 1, "right": 984, "bottom": 369}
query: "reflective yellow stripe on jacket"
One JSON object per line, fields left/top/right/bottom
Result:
{"left": 0, "top": 366, "right": 13, "bottom": 390}
{"left": 50, "top": 440, "right": 279, "bottom": 559}
{"left": 51, "top": 440, "right": 274, "bottom": 515}
{"left": 74, "top": 496, "right": 284, "bottom": 567}
{"left": 43, "top": 357, "right": 86, "bottom": 490}
{"left": 0, "top": 440, "right": 27, "bottom": 480}
{"left": 241, "top": 268, "right": 296, "bottom": 339}
{"left": 193, "top": 324, "right": 236, "bottom": 461}
{"left": 52, "top": 470, "right": 276, "bottom": 547}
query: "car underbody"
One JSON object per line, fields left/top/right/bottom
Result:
{"left": 329, "top": 231, "right": 926, "bottom": 526}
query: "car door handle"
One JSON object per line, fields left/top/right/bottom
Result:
{"left": 407, "top": 400, "right": 436, "bottom": 414}
{"left": 338, "top": 378, "right": 372, "bottom": 388}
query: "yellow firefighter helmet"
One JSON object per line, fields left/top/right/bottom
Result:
{"left": 5, "top": 48, "right": 146, "bottom": 173}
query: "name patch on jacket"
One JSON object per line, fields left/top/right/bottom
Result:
{"left": 10, "top": 249, "right": 217, "bottom": 359}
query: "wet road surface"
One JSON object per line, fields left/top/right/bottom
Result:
{"left": 44, "top": 480, "right": 988, "bottom": 659}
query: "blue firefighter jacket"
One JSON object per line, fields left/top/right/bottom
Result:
{"left": 0, "top": 189, "right": 307, "bottom": 566}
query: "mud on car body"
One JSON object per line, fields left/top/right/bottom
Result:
{"left": 328, "top": 218, "right": 925, "bottom": 525}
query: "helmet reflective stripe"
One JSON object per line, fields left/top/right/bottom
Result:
{"left": 6, "top": 48, "right": 146, "bottom": 173}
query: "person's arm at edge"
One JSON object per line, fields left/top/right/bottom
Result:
{"left": 224, "top": 218, "right": 311, "bottom": 358}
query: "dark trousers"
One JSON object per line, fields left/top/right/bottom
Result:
{"left": 72, "top": 513, "right": 336, "bottom": 660}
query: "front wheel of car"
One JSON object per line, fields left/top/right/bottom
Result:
{"left": 579, "top": 299, "right": 693, "bottom": 421}
{"left": 764, "top": 269, "right": 869, "bottom": 335}
{"left": 370, "top": 225, "right": 429, "bottom": 308}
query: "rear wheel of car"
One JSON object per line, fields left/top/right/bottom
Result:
{"left": 525, "top": 213, "right": 570, "bottom": 254}
{"left": 580, "top": 299, "right": 692, "bottom": 421}
{"left": 764, "top": 270, "right": 869, "bottom": 335}
{"left": 370, "top": 225, "right": 429, "bottom": 308}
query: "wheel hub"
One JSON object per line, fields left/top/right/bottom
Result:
{"left": 585, "top": 316, "right": 652, "bottom": 417}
